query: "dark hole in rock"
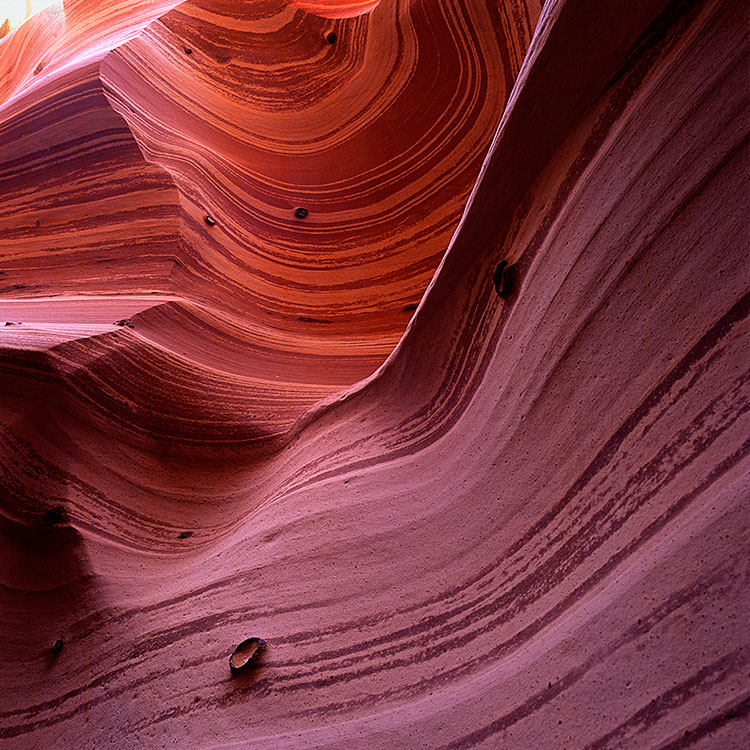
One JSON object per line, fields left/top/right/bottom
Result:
{"left": 34, "top": 62, "right": 44, "bottom": 75}
{"left": 492, "top": 260, "right": 515, "bottom": 298}
{"left": 4, "top": 321, "right": 21, "bottom": 326}
{"left": 51, "top": 638, "right": 64, "bottom": 654}
{"left": 43, "top": 506, "right": 67, "bottom": 525}
{"left": 185, "top": 48, "right": 192, "bottom": 54}
{"left": 402, "top": 303, "right": 418, "bottom": 312}
{"left": 229, "top": 637, "right": 267, "bottom": 676}
{"left": 113, "top": 319, "right": 135, "bottom": 329}
{"left": 294, "top": 207, "right": 309, "bottom": 219}
{"left": 205, "top": 215, "right": 216, "bottom": 226}
{"left": 178, "top": 531, "right": 193, "bottom": 539}
{"left": 326, "top": 32, "right": 337, "bottom": 44}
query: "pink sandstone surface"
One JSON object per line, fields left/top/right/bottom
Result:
{"left": 0, "top": 0, "right": 748, "bottom": 747}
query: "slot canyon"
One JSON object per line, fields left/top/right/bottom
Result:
{"left": 0, "top": 0, "right": 748, "bottom": 747}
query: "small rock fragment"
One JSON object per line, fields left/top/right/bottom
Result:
{"left": 229, "top": 637, "right": 267, "bottom": 676}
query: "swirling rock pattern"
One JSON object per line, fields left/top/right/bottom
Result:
{"left": 0, "top": 0, "right": 747, "bottom": 747}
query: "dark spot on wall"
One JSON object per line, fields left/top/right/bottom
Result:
{"left": 298, "top": 315, "right": 332, "bottom": 324}
{"left": 493, "top": 260, "right": 515, "bottom": 298}
{"left": 43, "top": 506, "right": 67, "bottom": 526}
{"left": 229, "top": 637, "right": 267, "bottom": 676}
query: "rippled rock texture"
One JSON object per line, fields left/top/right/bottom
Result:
{"left": 0, "top": 0, "right": 748, "bottom": 747}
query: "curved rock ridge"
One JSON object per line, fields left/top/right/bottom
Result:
{"left": 98, "top": 0, "right": 539, "bottom": 328}
{"left": 289, "top": 0, "right": 382, "bottom": 19}
{"left": 0, "top": 0, "right": 748, "bottom": 747}
{"left": 0, "top": 0, "right": 541, "bottom": 470}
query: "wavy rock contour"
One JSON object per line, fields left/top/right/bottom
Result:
{"left": 0, "top": 0, "right": 748, "bottom": 747}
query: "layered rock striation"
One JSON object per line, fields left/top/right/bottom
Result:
{"left": 0, "top": 0, "right": 747, "bottom": 747}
